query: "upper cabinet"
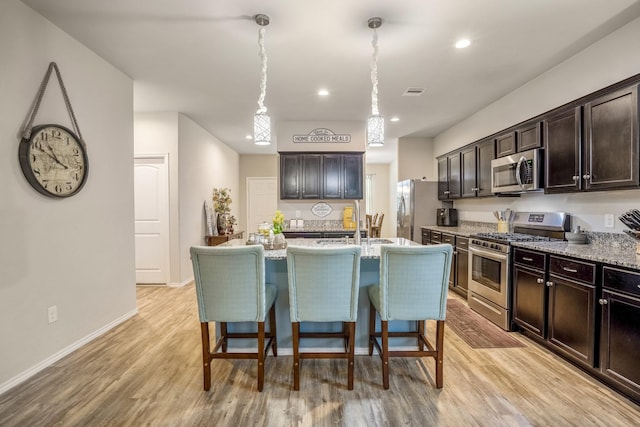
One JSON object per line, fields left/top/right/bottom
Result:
{"left": 545, "top": 84, "right": 639, "bottom": 193}
{"left": 495, "top": 131, "right": 516, "bottom": 157}
{"left": 460, "top": 138, "right": 495, "bottom": 198}
{"left": 279, "top": 152, "right": 363, "bottom": 200}
{"left": 438, "top": 152, "right": 461, "bottom": 200}
{"left": 517, "top": 121, "right": 543, "bottom": 152}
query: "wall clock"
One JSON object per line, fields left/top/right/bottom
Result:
{"left": 19, "top": 124, "right": 88, "bottom": 198}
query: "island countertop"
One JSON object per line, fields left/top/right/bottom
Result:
{"left": 219, "top": 237, "right": 422, "bottom": 260}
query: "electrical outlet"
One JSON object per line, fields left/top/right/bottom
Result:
{"left": 48, "top": 305, "right": 58, "bottom": 324}
{"left": 604, "top": 214, "right": 615, "bottom": 228}
{"left": 295, "top": 210, "right": 301, "bottom": 218}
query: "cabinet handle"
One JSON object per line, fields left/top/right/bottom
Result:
{"left": 599, "top": 298, "right": 608, "bottom": 305}
{"left": 562, "top": 267, "right": 578, "bottom": 273}
{"left": 453, "top": 251, "right": 457, "bottom": 255}
{"left": 572, "top": 175, "right": 579, "bottom": 181}
{"left": 546, "top": 281, "right": 554, "bottom": 287}
{"left": 582, "top": 173, "right": 591, "bottom": 180}
{"left": 522, "top": 257, "right": 534, "bottom": 261}
{"left": 536, "top": 278, "right": 544, "bottom": 284}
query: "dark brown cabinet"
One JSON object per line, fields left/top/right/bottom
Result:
{"left": 600, "top": 266, "right": 640, "bottom": 402}
{"left": 584, "top": 84, "right": 639, "bottom": 191}
{"left": 460, "top": 139, "right": 495, "bottom": 198}
{"left": 545, "top": 84, "right": 639, "bottom": 193}
{"left": 496, "top": 131, "right": 516, "bottom": 157}
{"left": 437, "top": 153, "right": 461, "bottom": 200}
{"left": 544, "top": 107, "right": 582, "bottom": 192}
{"left": 442, "top": 234, "right": 456, "bottom": 289}
{"left": 454, "top": 237, "right": 469, "bottom": 297}
{"left": 421, "top": 228, "right": 431, "bottom": 245}
{"left": 513, "top": 250, "right": 597, "bottom": 368}
{"left": 279, "top": 153, "right": 363, "bottom": 200}
{"left": 516, "top": 121, "right": 543, "bottom": 152}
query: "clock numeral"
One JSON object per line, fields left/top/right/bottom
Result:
{"left": 32, "top": 139, "right": 43, "bottom": 151}
{"left": 33, "top": 167, "right": 41, "bottom": 176}
{"left": 50, "top": 129, "right": 62, "bottom": 139}
{"left": 54, "top": 184, "right": 64, "bottom": 194}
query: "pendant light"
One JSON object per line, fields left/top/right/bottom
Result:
{"left": 253, "top": 14, "right": 271, "bottom": 145}
{"left": 367, "top": 17, "right": 384, "bottom": 147}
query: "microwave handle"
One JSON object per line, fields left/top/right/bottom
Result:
{"left": 515, "top": 156, "right": 525, "bottom": 189}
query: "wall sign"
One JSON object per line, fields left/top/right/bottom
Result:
{"left": 293, "top": 128, "right": 351, "bottom": 143}
{"left": 311, "top": 202, "right": 333, "bottom": 218}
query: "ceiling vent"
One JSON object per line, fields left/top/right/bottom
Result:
{"left": 402, "top": 87, "right": 425, "bottom": 96}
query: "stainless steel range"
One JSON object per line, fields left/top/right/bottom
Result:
{"left": 467, "top": 212, "right": 570, "bottom": 330}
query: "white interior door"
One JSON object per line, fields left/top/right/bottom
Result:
{"left": 247, "top": 177, "right": 277, "bottom": 235}
{"left": 134, "top": 155, "right": 169, "bottom": 284}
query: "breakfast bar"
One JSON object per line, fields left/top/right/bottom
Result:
{"left": 218, "top": 237, "right": 425, "bottom": 352}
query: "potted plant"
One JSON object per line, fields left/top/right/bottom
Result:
{"left": 212, "top": 187, "right": 233, "bottom": 235}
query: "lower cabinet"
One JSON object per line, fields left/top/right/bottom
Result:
{"left": 442, "top": 233, "right": 456, "bottom": 290}
{"left": 283, "top": 231, "right": 364, "bottom": 239}
{"left": 453, "top": 237, "right": 468, "bottom": 298}
{"left": 600, "top": 266, "right": 640, "bottom": 402}
{"left": 513, "top": 249, "right": 597, "bottom": 369}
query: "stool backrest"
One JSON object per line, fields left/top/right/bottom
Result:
{"left": 286, "top": 246, "right": 361, "bottom": 322}
{"left": 377, "top": 244, "right": 453, "bottom": 321}
{"left": 190, "top": 245, "right": 267, "bottom": 323}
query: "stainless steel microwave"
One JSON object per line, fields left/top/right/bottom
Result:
{"left": 491, "top": 148, "right": 543, "bottom": 194}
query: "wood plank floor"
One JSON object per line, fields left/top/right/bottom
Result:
{"left": 1, "top": 285, "right": 639, "bottom": 426}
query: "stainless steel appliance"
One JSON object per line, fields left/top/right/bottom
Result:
{"left": 437, "top": 208, "right": 458, "bottom": 227}
{"left": 397, "top": 180, "right": 443, "bottom": 243}
{"left": 491, "top": 148, "right": 543, "bottom": 194}
{"left": 468, "top": 212, "right": 569, "bottom": 330}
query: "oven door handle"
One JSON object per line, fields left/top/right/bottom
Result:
{"left": 469, "top": 246, "right": 508, "bottom": 262}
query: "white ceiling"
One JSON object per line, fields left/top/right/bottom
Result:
{"left": 21, "top": 0, "right": 640, "bottom": 163}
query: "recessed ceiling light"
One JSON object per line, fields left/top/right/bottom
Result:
{"left": 245, "top": 134, "right": 253, "bottom": 140}
{"left": 390, "top": 117, "right": 400, "bottom": 122}
{"left": 318, "top": 89, "right": 330, "bottom": 96}
{"left": 455, "top": 39, "right": 471, "bottom": 49}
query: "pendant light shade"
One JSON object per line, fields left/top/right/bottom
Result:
{"left": 253, "top": 14, "right": 271, "bottom": 145}
{"left": 367, "top": 17, "right": 384, "bottom": 148}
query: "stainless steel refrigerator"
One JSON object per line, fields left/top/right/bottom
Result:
{"left": 396, "top": 180, "right": 441, "bottom": 242}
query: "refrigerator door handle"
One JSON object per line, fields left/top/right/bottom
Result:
{"left": 399, "top": 196, "right": 406, "bottom": 228}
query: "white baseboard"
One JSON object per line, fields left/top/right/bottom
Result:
{"left": 169, "top": 278, "right": 193, "bottom": 288}
{"left": 0, "top": 308, "right": 138, "bottom": 396}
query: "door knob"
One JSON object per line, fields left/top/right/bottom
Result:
{"left": 536, "top": 278, "right": 544, "bottom": 284}
{"left": 598, "top": 298, "right": 608, "bottom": 305}
{"left": 546, "top": 281, "right": 554, "bottom": 287}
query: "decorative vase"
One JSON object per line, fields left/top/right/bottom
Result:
{"left": 217, "top": 213, "right": 230, "bottom": 235}
{"left": 273, "top": 233, "right": 286, "bottom": 248}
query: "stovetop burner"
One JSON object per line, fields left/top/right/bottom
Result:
{"left": 472, "top": 232, "right": 554, "bottom": 243}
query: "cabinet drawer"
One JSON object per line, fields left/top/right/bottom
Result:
{"left": 442, "top": 234, "right": 455, "bottom": 245}
{"left": 549, "top": 256, "right": 596, "bottom": 284}
{"left": 514, "top": 248, "right": 546, "bottom": 270}
{"left": 603, "top": 266, "right": 640, "bottom": 298}
{"left": 455, "top": 236, "right": 469, "bottom": 249}
{"left": 431, "top": 232, "right": 442, "bottom": 243}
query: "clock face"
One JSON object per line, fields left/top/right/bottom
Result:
{"left": 19, "top": 124, "right": 88, "bottom": 198}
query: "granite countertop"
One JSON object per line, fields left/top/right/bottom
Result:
{"left": 219, "top": 237, "right": 421, "bottom": 260}
{"left": 512, "top": 240, "right": 640, "bottom": 270}
{"left": 421, "top": 221, "right": 497, "bottom": 238}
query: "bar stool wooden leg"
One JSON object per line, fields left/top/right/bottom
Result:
{"left": 292, "top": 322, "right": 301, "bottom": 391}
{"left": 201, "top": 322, "right": 212, "bottom": 391}
{"left": 435, "top": 320, "right": 445, "bottom": 389}
{"left": 418, "top": 320, "right": 425, "bottom": 351}
{"left": 269, "top": 304, "right": 278, "bottom": 356}
{"left": 348, "top": 322, "right": 356, "bottom": 390}
{"left": 368, "top": 302, "right": 376, "bottom": 356}
{"left": 381, "top": 320, "right": 390, "bottom": 390}
{"left": 220, "top": 322, "right": 228, "bottom": 352}
{"left": 257, "top": 322, "right": 265, "bottom": 392}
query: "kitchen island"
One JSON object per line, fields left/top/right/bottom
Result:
{"left": 217, "top": 237, "right": 430, "bottom": 353}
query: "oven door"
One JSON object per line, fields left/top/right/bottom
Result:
{"left": 468, "top": 245, "right": 509, "bottom": 309}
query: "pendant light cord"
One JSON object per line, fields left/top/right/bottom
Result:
{"left": 257, "top": 27, "right": 268, "bottom": 114}
{"left": 370, "top": 28, "right": 379, "bottom": 116}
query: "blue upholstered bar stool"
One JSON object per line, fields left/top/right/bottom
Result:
{"left": 286, "top": 245, "right": 361, "bottom": 390}
{"left": 367, "top": 244, "right": 453, "bottom": 390}
{"left": 190, "top": 245, "right": 277, "bottom": 392}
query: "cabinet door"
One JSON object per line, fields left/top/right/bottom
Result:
{"left": 456, "top": 246, "right": 469, "bottom": 297}
{"left": 517, "top": 121, "right": 542, "bottom": 152}
{"left": 544, "top": 107, "right": 582, "bottom": 192}
{"left": 513, "top": 265, "right": 546, "bottom": 338}
{"left": 437, "top": 157, "right": 449, "bottom": 200}
{"left": 322, "top": 154, "right": 342, "bottom": 199}
{"left": 600, "top": 289, "right": 640, "bottom": 402}
{"left": 547, "top": 275, "right": 596, "bottom": 367}
{"left": 421, "top": 229, "right": 431, "bottom": 245}
{"left": 584, "top": 84, "right": 639, "bottom": 191}
{"left": 342, "top": 154, "right": 363, "bottom": 199}
{"left": 496, "top": 131, "right": 516, "bottom": 157}
{"left": 476, "top": 138, "right": 495, "bottom": 197}
{"left": 461, "top": 146, "right": 478, "bottom": 198}
{"left": 447, "top": 153, "right": 461, "bottom": 199}
{"left": 301, "top": 155, "right": 322, "bottom": 199}
{"left": 280, "top": 154, "right": 300, "bottom": 199}
{"left": 442, "top": 234, "right": 456, "bottom": 289}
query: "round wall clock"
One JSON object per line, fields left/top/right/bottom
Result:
{"left": 18, "top": 124, "right": 89, "bottom": 198}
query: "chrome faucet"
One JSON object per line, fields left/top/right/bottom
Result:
{"left": 353, "top": 200, "right": 361, "bottom": 245}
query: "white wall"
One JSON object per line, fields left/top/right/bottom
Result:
{"left": 397, "top": 137, "right": 435, "bottom": 181}
{"left": 433, "top": 15, "right": 640, "bottom": 232}
{"left": 0, "top": 0, "right": 136, "bottom": 392}
{"left": 178, "top": 114, "right": 239, "bottom": 284}
{"left": 134, "top": 113, "right": 240, "bottom": 286}
{"left": 365, "top": 163, "right": 391, "bottom": 237}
